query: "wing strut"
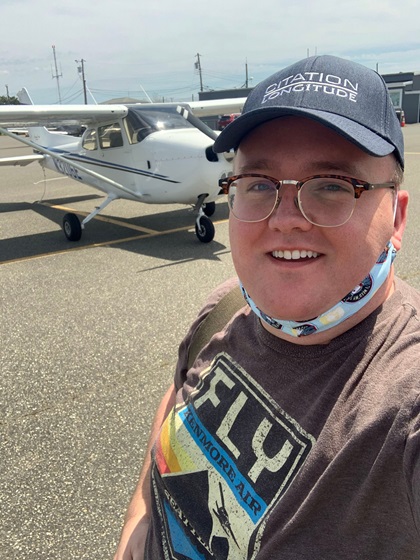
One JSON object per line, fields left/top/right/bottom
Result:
{"left": 176, "top": 105, "right": 218, "bottom": 142}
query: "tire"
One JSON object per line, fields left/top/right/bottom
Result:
{"left": 203, "top": 201, "right": 216, "bottom": 217}
{"left": 63, "top": 213, "right": 82, "bottom": 241}
{"left": 195, "top": 216, "right": 215, "bottom": 243}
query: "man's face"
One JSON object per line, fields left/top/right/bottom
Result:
{"left": 229, "top": 116, "right": 407, "bottom": 325}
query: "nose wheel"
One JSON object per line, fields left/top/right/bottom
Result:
{"left": 203, "top": 201, "right": 216, "bottom": 217}
{"left": 195, "top": 215, "right": 215, "bottom": 243}
{"left": 194, "top": 194, "right": 216, "bottom": 243}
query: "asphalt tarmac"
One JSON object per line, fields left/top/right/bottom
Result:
{"left": 1, "top": 128, "right": 420, "bottom": 560}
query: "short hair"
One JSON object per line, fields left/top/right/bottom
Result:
{"left": 393, "top": 158, "right": 404, "bottom": 188}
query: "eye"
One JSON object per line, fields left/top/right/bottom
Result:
{"left": 324, "top": 182, "right": 350, "bottom": 192}
{"left": 246, "top": 178, "right": 276, "bottom": 193}
{"left": 309, "top": 179, "right": 354, "bottom": 197}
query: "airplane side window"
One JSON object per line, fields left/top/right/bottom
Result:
{"left": 82, "top": 129, "right": 97, "bottom": 151}
{"left": 124, "top": 113, "right": 153, "bottom": 145}
{"left": 99, "top": 123, "right": 123, "bottom": 149}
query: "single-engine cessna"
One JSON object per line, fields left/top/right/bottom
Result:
{"left": 0, "top": 91, "right": 245, "bottom": 242}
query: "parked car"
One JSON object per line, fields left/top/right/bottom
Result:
{"left": 395, "top": 108, "right": 405, "bottom": 127}
{"left": 217, "top": 113, "right": 240, "bottom": 131}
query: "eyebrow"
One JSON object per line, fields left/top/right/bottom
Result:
{"left": 235, "top": 158, "right": 272, "bottom": 174}
{"left": 313, "top": 160, "right": 363, "bottom": 177}
{"left": 236, "top": 158, "right": 364, "bottom": 178}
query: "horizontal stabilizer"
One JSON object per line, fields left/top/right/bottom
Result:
{"left": 0, "top": 154, "right": 44, "bottom": 167}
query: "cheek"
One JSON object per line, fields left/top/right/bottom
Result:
{"left": 229, "top": 218, "right": 260, "bottom": 275}
{"left": 229, "top": 216, "right": 247, "bottom": 250}
{"left": 344, "top": 194, "right": 395, "bottom": 248}
{"left": 331, "top": 205, "right": 395, "bottom": 284}
{"left": 229, "top": 218, "right": 245, "bottom": 271}
{"left": 361, "top": 202, "right": 395, "bottom": 254}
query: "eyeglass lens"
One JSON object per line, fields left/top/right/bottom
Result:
{"left": 228, "top": 176, "right": 357, "bottom": 227}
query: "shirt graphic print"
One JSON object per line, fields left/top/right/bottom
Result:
{"left": 151, "top": 353, "right": 316, "bottom": 559}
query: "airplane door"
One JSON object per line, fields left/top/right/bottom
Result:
{"left": 97, "top": 122, "right": 136, "bottom": 189}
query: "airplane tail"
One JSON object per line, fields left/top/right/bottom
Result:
{"left": 17, "top": 88, "right": 34, "bottom": 105}
{"left": 27, "top": 126, "right": 79, "bottom": 148}
{"left": 15, "top": 88, "right": 81, "bottom": 147}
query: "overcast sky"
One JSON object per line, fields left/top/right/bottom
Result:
{"left": 1, "top": 0, "right": 420, "bottom": 104}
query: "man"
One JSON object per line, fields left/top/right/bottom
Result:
{"left": 115, "top": 56, "right": 419, "bottom": 559}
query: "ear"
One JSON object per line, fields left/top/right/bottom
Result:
{"left": 391, "top": 190, "right": 409, "bottom": 251}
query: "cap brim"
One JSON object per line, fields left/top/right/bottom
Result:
{"left": 213, "top": 107, "right": 397, "bottom": 159}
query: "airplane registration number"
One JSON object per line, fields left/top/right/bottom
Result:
{"left": 53, "top": 158, "right": 83, "bottom": 181}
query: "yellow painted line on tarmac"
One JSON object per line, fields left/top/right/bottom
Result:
{"left": 44, "top": 203, "right": 159, "bottom": 234}
{"left": 0, "top": 218, "right": 229, "bottom": 266}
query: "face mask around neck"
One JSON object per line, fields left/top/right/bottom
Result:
{"left": 240, "top": 241, "right": 397, "bottom": 338}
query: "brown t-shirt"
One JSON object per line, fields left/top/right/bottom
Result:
{"left": 146, "top": 277, "right": 420, "bottom": 559}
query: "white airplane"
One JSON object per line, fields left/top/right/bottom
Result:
{"left": 0, "top": 91, "right": 246, "bottom": 242}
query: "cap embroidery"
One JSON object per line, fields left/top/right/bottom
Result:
{"left": 262, "top": 73, "right": 359, "bottom": 104}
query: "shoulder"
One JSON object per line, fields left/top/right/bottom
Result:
{"left": 174, "top": 277, "right": 245, "bottom": 389}
{"left": 371, "top": 276, "right": 420, "bottom": 339}
{"left": 201, "top": 277, "right": 242, "bottom": 309}
{"left": 395, "top": 276, "right": 420, "bottom": 299}
{"left": 394, "top": 277, "right": 420, "bottom": 315}
{"left": 389, "top": 277, "right": 420, "bottom": 337}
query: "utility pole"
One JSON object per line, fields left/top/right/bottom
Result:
{"left": 51, "top": 45, "right": 63, "bottom": 104}
{"left": 75, "top": 59, "right": 88, "bottom": 104}
{"left": 5, "top": 84, "right": 10, "bottom": 101}
{"left": 195, "top": 53, "right": 203, "bottom": 92}
{"left": 245, "top": 60, "right": 249, "bottom": 88}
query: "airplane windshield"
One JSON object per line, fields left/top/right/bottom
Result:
{"left": 125, "top": 104, "right": 194, "bottom": 144}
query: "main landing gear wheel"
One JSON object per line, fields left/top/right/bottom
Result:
{"left": 203, "top": 201, "right": 216, "bottom": 217}
{"left": 195, "top": 216, "right": 215, "bottom": 243}
{"left": 63, "top": 213, "right": 82, "bottom": 241}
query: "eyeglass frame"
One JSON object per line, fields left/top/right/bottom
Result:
{"left": 218, "top": 173, "right": 396, "bottom": 227}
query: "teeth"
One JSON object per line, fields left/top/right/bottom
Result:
{"left": 272, "top": 250, "right": 319, "bottom": 260}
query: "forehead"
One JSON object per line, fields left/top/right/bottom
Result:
{"left": 235, "top": 116, "right": 395, "bottom": 179}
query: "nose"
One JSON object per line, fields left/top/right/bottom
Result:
{"left": 268, "top": 183, "right": 313, "bottom": 232}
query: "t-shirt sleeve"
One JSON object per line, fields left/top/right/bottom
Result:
{"left": 174, "top": 277, "right": 239, "bottom": 392}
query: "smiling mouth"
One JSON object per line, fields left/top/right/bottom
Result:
{"left": 272, "top": 250, "right": 320, "bottom": 260}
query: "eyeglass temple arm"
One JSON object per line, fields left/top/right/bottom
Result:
{"left": 354, "top": 182, "right": 395, "bottom": 199}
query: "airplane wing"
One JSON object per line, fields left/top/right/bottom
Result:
{"left": 188, "top": 98, "right": 247, "bottom": 117}
{"left": 0, "top": 96, "right": 246, "bottom": 129}
{"left": 0, "top": 105, "right": 128, "bottom": 128}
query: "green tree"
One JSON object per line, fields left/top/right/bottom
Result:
{"left": 0, "top": 95, "right": 20, "bottom": 105}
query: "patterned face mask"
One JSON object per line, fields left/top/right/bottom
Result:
{"left": 240, "top": 241, "right": 397, "bottom": 338}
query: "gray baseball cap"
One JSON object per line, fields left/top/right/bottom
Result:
{"left": 213, "top": 55, "right": 404, "bottom": 168}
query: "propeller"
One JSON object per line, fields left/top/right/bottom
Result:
{"left": 176, "top": 104, "right": 219, "bottom": 142}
